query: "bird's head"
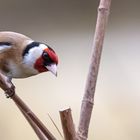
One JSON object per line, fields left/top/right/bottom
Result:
{"left": 23, "top": 42, "right": 58, "bottom": 76}
{"left": 34, "top": 45, "right": 58, "bottom": 76}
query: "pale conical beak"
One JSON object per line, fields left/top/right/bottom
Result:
{"left": 46, "top": 64, "right": 57, "bottom": 76}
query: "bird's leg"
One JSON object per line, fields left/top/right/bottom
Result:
{"left": 5, "top": 77, "right": 15, "bottom": 98}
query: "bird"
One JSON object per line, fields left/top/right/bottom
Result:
{"left": 0, "top": 31, "right": 58, "bottom": 97}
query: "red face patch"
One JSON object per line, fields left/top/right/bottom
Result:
{"left": 34, "top": 57, "right": 47, "bottom": 73}
{"left": 34, "top": 47, "right": 58, "bottom": 73}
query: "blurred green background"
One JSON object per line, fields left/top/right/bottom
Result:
{"left": 0, "top": 0, "right": 140, "bottom": 139}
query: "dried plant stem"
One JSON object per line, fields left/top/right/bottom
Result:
{"left": 12, "top": 95, "right": 56, "bottom": 140}
{"left": 0, "top": 72, "right": 56, "bottom": 140}
{"left": 77, "top": 0, "right": 112, "bottom": 139}
{"left": 16, "top": 103, "right": 47, "bottom": 140}
{"left": 60, "top": 108, "right": 76, "bottom": 140}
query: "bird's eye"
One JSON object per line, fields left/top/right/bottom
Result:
{"left": 42, "top": 52, "right": 53, "bottom": 65}
{"left": 43, "top": 52, "right": 48, "bottom": 59}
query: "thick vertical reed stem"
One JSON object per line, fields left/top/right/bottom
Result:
{"left": 77, "top": 0, "right": 112, "bottom": 139}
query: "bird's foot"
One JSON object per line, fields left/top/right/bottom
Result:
{"left": 5, "top": 85, "right": 15, "bottom": 98}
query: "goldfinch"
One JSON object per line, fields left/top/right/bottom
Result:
{"left": 0, "top": 31, "right": 58, "bottom": 97}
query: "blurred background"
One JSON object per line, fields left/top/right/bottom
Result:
{"left": 0, "top": 0, "right": 140, "bottom": 139}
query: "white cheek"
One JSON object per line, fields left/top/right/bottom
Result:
{"left": 23, "top": 44, "right": 48, "bottom": 69}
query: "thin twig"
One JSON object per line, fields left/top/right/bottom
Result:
{"left": 77, "top": 0, "right": 112, "bottom": 140}
{"left": 48, "top": 113, "right": 64, "bottom": 139}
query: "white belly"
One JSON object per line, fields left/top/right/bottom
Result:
{"left": 8, "top": 60, "right": 39, "bottom": 78}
